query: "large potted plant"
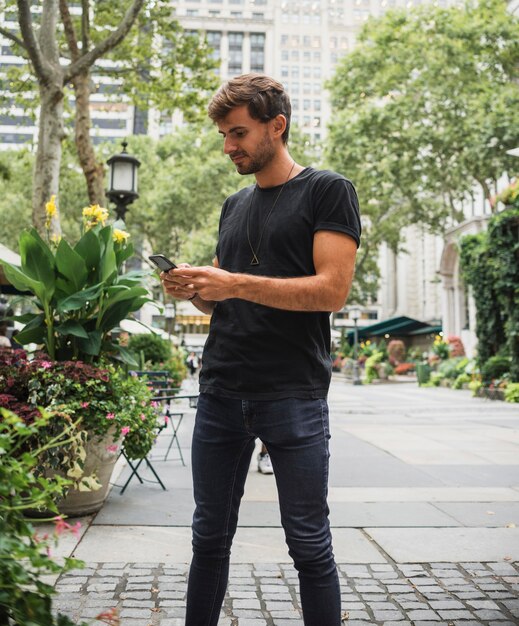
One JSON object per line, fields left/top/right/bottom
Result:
{"left": 0, "top": 201, "right": 162, "bottom": 515}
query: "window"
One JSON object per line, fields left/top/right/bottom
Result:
{"left": 228, "top": 32, "right": 244, "bottom": 73}
{"left": 314, "top": 99, "right": 321, "bottom": 110}
{"left": 208, "top": 10, "right": 220, "bottom": 16}
{"left": 303, "top": 51, "right": 311, "bottom": 62}
{"left": 92, "top": 118, "right": 127, "bottom": 130}
{"left": 186, "top": 9, "right": 199, "bottom": 15}
{"left": 0, "top": 114, "right": 32, "bottom": 126}
{"left": 292, "top": 98, "right": 299, "bottom": 110}
{"left": 303, "top": 35, "right": 311, "bottom": 47}
{"left": 206, "top": 31, "right": 222, "bottom": 60}
{"left": 252, "top": 12, "right": 264, "bottom": 19}
{"left": 291, "top": 50, "right": 299, "bottom": 61}
{"left": 303, "top": 66, "right": 311, "bottom": 78}
{"left": 313, "top": 51, "right": 321, "bottom": 62}
{"left": 250, "top": 33, "right": 265, "bottom": 72}
{"left": 281, "top": 65, "right": 289, "bottom": 78}
{"left": 303, "top": 82, "right": 311, "bottom": 94}
{"left": 281, "top": 50, "right": 289, "bottom": 61}
{"left": 1, "top": 133, "right": 33, "bottom": 143}
{"left": 291, "top": 67, "right": 299, "bottom": 78}
{"left": 303, "top": 99, "right": 311, "bottom": 110}
{"left": 231, "top": 11, "right": 243, "bottom": 16}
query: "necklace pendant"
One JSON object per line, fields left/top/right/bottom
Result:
{"left": 250, "top": 254, "right": 259, "bottom": 266}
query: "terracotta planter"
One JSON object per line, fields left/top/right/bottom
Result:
{"left": 57, "top": 429, "right": 122, "bottom": 517}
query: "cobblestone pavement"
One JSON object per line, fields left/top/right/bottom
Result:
{"left": 54, "top": 560, "right": 519, "bottom": 626}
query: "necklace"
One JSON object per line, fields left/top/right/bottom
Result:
{"left": 246, "top": 161, "right": 296, "bottom": 266}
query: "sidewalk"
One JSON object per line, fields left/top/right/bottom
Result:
{"left": 47, "top": 376, "right": 519, "bottom": 625}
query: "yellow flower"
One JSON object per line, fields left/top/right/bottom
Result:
{"left": 45, "top": 195, "right": 57, "bottom": 218}
{"left": 366, "top": 340, "right": 371, "bottom": 345}
{"left": 50, "top": 233, "right": 62, "bottom": 245}
{"left": 82, "top": 204, "right": 109, "bottom": 228}
{"left": 113, "top": 228, "right": 130, "bottom": 244}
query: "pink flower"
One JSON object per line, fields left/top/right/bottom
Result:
{"left": 164, "top": 415, "right": 169, "bottom": 424}
{"left": 151, "top": 401, "right": 159, "bottom": 408}
{"left": 40, "top": 361, "right": 52, "bottom": 369}
{"left": 81, "top": 401, "right": 90, "bottom": 408}
{"left": 121, "top": 426, "right": 130, "bottom": 436}
{"left": 140, "top": 413, "right": 146, "bottom": 421}
{"left": 106, "top": 412, "right": 115, "bottom": 420}
{"left": 106, "top": 444, "right": 118, "bottom": 453}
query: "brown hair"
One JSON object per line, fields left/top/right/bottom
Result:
{"left": 208, "top": 73, "right": 291, "bottom": 144}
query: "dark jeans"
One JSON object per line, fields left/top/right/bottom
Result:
{"left": 185, "top": 393, "right": 341, "bottom": 626}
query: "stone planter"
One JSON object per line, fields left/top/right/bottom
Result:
{"left": 475, "top": 387, "right": 505, "bottom": 402}
{"left": 57, "top": 429, "right": 122, "bottom": 517}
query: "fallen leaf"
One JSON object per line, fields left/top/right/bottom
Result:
{"left": 505, "top": 523, "right": 516, "bottom": 528}
{"left": 341, "top": 610, "right": 350, "bottom": 621}
{"left": 504, "top": 556, "right": 512, "bottom": 561}
{"left": 486, "top": 511, "right": 495, "bottom": 515}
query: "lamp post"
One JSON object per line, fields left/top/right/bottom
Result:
{"left": 350, "top": 306, "right": 362, "bottom": 385}
{"left": 164, "top": 302, "right": 175, "bottom": 341}
{"left": 106, "top": 141, "right": 141, "bottom": 221}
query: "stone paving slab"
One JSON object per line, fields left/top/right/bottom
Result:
{"left": 53, "top": 560, "right": 519, "bottom": 625}
{"left": 72, "top": 526, "right": 385, "bottom": 564}
{"left": 366, "top": 528, "right": 519, "bottom": 563}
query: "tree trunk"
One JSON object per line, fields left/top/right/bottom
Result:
{"left": 32, "top": 82, "right": 65, "bottom": 237}
{"left": 74, "top": 70, "right": 106, "bottom": 206}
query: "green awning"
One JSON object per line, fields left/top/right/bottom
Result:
{"left": 346, "top": 316, "right": 441, "bottom": 342}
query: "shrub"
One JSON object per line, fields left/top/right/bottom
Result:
{"left": 504, "top": 382, "right": 519, "bottom": 403}
{"left": 365, "top": 351, "right": 384, "bottom": 383}
{"left": 128, "top": 333, "right": 172, "bottom": 365}
{"left": 394, "top": 362, "right": 415, "bottom": 375}
{"left": 481, "top": 356, "right": 510, "bottom": 384}
{"left": 0, "top": 409, "right": 91, "bottom": 625}
{"left": 448, "top": 335, "right": 466, "bottom": 357}
{"left": 430, "top": 372, "right": 445, "bottom": 386}
{"left": 438, "top": 357, "right": 466, "bottom": 379}
{"left": 452, "top": 373, "right": 471, "bottom": 389}
{"left": 432, "top": 335, "right": 450, "bottom": 360}
{"left": 387, "top": 339, "right": 406, "bottom": 365}
{"left": 468, "top": 379, "right": 482, "bottom": 396}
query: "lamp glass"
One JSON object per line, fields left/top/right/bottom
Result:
{"left": 111, "top": 161, "right": 135, "bottom": 192}
{"left": 350, "top": 307, "right": 361, "bottom": 321}
{"left": 164, "top": 303, "right": 175, "bottom": 319}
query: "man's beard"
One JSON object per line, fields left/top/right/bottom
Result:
{"left": 231, "top": 129, "right": 276, "bottom": 175}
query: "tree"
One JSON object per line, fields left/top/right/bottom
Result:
{"left": 326, "top": 0, "right": 519, "bottom": 301}
{"left": 1, "top": 1, "right": 217, "bottom": 235}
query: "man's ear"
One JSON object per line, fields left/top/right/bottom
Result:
{"left": 271, "top": 114, "right": 287, "bottom": 139}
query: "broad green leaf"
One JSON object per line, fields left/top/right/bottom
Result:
{"left": 100, "top": 237, "right": 117, "bottom": 283}
{"left": 57, "top": 283, "right": 104, "bottom": 313}
{"left": 103, "top": 286, "right": 148, "bottom": 308}
{"left": 1, "top": 262, "right": 48, "bottom": 305}
{"left": 74, "top": 229, "right": 101, "bottom": 273}
{"left": 55, "top": 240, "right": 88, "bottom": 293}
{"left": 77, "top": 329, "right": 103, "bottom": 355}
{"left": 98, "top": 299, "right": 137, "bottom": 331}
{"left": 14, "top": 314, "right": 46, "bottom": 345}
{"left": 55, "top": 320, "right": 89, "bottom": 339}
{"left": 115, "top": 242, "right": 134, "bottom": 267}
{"left": 104, "top": 343, "right": 139, "bottom": 367}
{"left": 19, "top": 230, "right": 55, "bottom": 299}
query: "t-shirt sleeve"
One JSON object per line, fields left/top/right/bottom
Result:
{"left": 313, "top": 177, "right": 362, "bottom": 248}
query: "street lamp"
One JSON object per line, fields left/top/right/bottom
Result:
{"left": 350, "top": 306, "right": 362, "bottom": 385}
{"left": 106, "top": 141, "right": 141, "bottom": 221}
{"left": 164, "top": 302, "right": 175, "bottom": 341}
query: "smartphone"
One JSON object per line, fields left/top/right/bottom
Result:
{"left": 148, "top": 254, "right": 178, "bottom": 271}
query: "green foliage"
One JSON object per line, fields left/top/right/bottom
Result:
{"left": 0, "top": 350, "right": 162, "bottom": 462}
{"left": 142, "top": 349, "right": 188, "bottom": 389}
{"left": 481, "top": 356, "right": 511, "bottom": 384}
{"left": 0, "top": 408, "right": 90, "bottom": 626}
{"left": 326, "top": 0, "right": 519, "bottom": 302}
{"left": 504, "top": 382, "right": 519, "bottom": 403}
{"left": 432, "top": 336, "right": 450, "bottom": 360}
{"left": 460, "top": 207, "right": 519, "bottom": 380}
{"left": 452, "top": 372, "right": 471, "bottom": 389}
{"left": 1, "top": 206, "right": 152, "bottom": 363}
{"left": 365, "top": 351, "right": 384, "bottom": 383}
{"left": 128, "top": 333, "right": 172, "bottom": 365}
{"left": 438, "top": 357, "right": 466, "bottom": 379}
{"left": 430, "top": 371, "right": 445, "bottom": 387}
{"left": 468, "top": 379, "right": 482, "bottom": 396}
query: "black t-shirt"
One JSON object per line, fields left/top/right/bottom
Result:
{"left": 199, "top": 167, "right": 361, "bottom": 400}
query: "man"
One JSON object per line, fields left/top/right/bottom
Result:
{"left": 161, "top": 73, "right": 361, "bottom": 626}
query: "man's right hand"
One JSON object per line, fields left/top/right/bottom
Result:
{"left": 160, "top": 263, "right": 197, "bottom": 301}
